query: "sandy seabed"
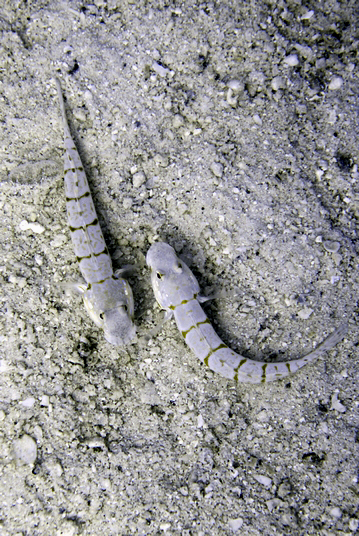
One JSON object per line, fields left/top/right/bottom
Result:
{"left": 0, "top": 1, "right": 358, "bottom": 534}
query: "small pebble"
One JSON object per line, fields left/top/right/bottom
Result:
{"left": 50, "top": 234, "right": 67, "bottom": 248}
{"left": 154, "top": 154, "right": 169, "bottom": 167}
{"left": 111, "top": 130, "right": 118, "bottom": 142}
{"left": 227, "top": 79, "right": 244, "bottom": 93}
{"left": 328, "top": 76, "right": 343, "bottom": 90}
{"left": 19, "top": 397, "right": 36, "bottom": 408}
{"left": 253, "top": 114, "right": 262, "bottom": 126}
{"left": 177, "top": 202, "right": 187, "bottom": 215}
{"left": 297, "top": 307, "right": 313, "bottom": 320}
{"left": 13, "top": 434, "right": 37, "bottom": 465}
{"left": 85, "top": 437, "right": 106, "bottom": 449}
{"left": 301, "top": 10, "right": 314, "bottom": 20}
{"left": 323, "top": 240, "right": 340, "bottom": 253}
{"left": 0, "top": 360, "right": 8, "bottom": 374}
{"left": 34, "top": 254, "right": 43, "bottom": 266}
{"left": 132, "top": 171, "right": 146, "bottom": 188}
{"left": 295, "top": 44, "right": 313, "bottom": 60}
{"left": 267, "top": 498, "right": 283, "bottom": 512}
{"left": 277, "top": 480, "right": 291, "bottom": 498}
{"left": 349, "top": 518, "right": 359, "bottom": 531}
{"left": 19, "top": 220, "right": 45, "bottom": 234}
{"left": 330, "top": 392, "right": 346, "bottom": 413}
{"left": 152, "top": 61, "right": 169, "bottom": 77}
{"left": 329, "top": 507, "right": 342, "bottom": 519}
{"left": 146, "top": 177, "right": 156, "bottom": 189}
{"left": 282, "top": 514, "right": 295, "bottom": 525}
{"left": 9, "top": 274, "right": 27, "bottom": 288}
{"left": 253, "top": 474, "right": 272, "bottom": 487}
{"left": 256, "top": 409, "right": 269, "bottom": 422}
{"left": 228, "top": 518, "right": 243, "bottom": 531}
{"left": 210, "top": 162, "right": 223, "bottom": 177}
{"left": 271, "top": 76, "right": 285, "bottom": 91}
{"left": 123, "top": 197, "right": 133, "bottom": 209}
{"left": 227, "top": 88, "right": 238, "bottom": 106}
{"left": 47, "top": 460, "right": 63, "bottom": 478}
{"left": 283, "top": 54, "right": 299, "bottom": 66}
{"left": 172, "top": 114, "right": 184, "bottom": 128}
{"left": 40, "top": 395, "right": 50, "bottom": 406}
{"left": 332, "top": 252, "right": 342, "bottom": 266}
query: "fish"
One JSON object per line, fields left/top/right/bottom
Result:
{"left": 55, "top": 78, "right": 136, "bottom": 345}
{"left": 146, "top": 242, "right": 347, "bottom": 382}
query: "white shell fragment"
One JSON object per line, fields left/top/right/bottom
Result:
{"left": 132, "top": 171, "right": 146, "bottom": 188}
{"left": 301, "top": 10, "right": 314, "bottom": 20}
{"left": 328, "top": 77, "right": 343, "bottom": 90}
{"left": 227, "top": 79, "right": 244, "bottom": 92}
{"left": 297, "top": 308, "right": 314, "bottom": 320}
{"left": 300, "top": 9, "right": 314, "bottom": 20}
{"left": 329, "top": 507, "right": 342, "bottom": 519}
{"left": 253, "top": 474, "right": 272, "bottom": 487}
{"left": 19, "top": 397, "right": 36, "bottom": 408}
{"left": 210, "top": 162, "right": 223, "bottom": 178}
{"left": 123, "top": 197, "right": 133, "bottom": 209}
{"left": 227, "top": 88, "right": 238, "bottom": 106}
{"left": 330, "top": 392, "right": 346, "bottom": 413}
{"left": 13, "top": 434, "right": 37, "bottom": 465}
{"left": 50, "top": 234, "right": 67, "bottom": 248}
{"left": 271, "top": 76, "right": 285, "bottom": 91}
{"left": 323, "top": 240, "right": 340, "bottom": 253}
{"left": 19, "top": 220, "right": 45, "bottom": 234}
{"left": 283, "top": 54, "right": 299, "bottom": 66}
{"left": 152, "top": 61, "right": 169, "bottom": 77}
{"left": 40, "top": 395, "right": 50, "bottom": 406}
{"left": 172, "top": 114, "right": 184, "bottom": 128}
{"left": 228, "top": 517, "right": 243, "bottom": 531}
{"left": 252, "top": 114, "right": 262, "bottom": 126}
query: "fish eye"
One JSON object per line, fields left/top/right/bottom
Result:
{"left": 123, "top": 304, "right": 128, "bottom": 312}
{"left": 156, "top": 272, "right": 163, "bottom": 280}
{"left": 99, "top": 312, "right": 105, "bottom": 320}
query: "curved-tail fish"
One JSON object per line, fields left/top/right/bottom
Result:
{"left": 146, "top": 242, "right": 347, "bottom": 383}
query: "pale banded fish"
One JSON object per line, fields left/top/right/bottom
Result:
{"left": 55, "top": 79, "right": 136, "bottom": 345}
{"left": 146, "top": 242, "right": 347, "bottom": 383}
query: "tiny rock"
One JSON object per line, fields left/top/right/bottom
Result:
{"left": 132, "top": 171, "right": 146, "bottom": 188}
{"left": 253, "top": 474, "right": 272, "bottom": 487}
{"left": 228, "top": 517, "right": 243, "bottom": 531}
{"left": 210, "top": 162, "right": 223, "bottom": 178}
{"left": 328, "top": 77, "right": 343, "bottom": 90}
{"left": 13, "top": 434, "right": 37, "bottom": 465}
{"left": 330, "top": 392, "right": 346, "bottom": 413}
